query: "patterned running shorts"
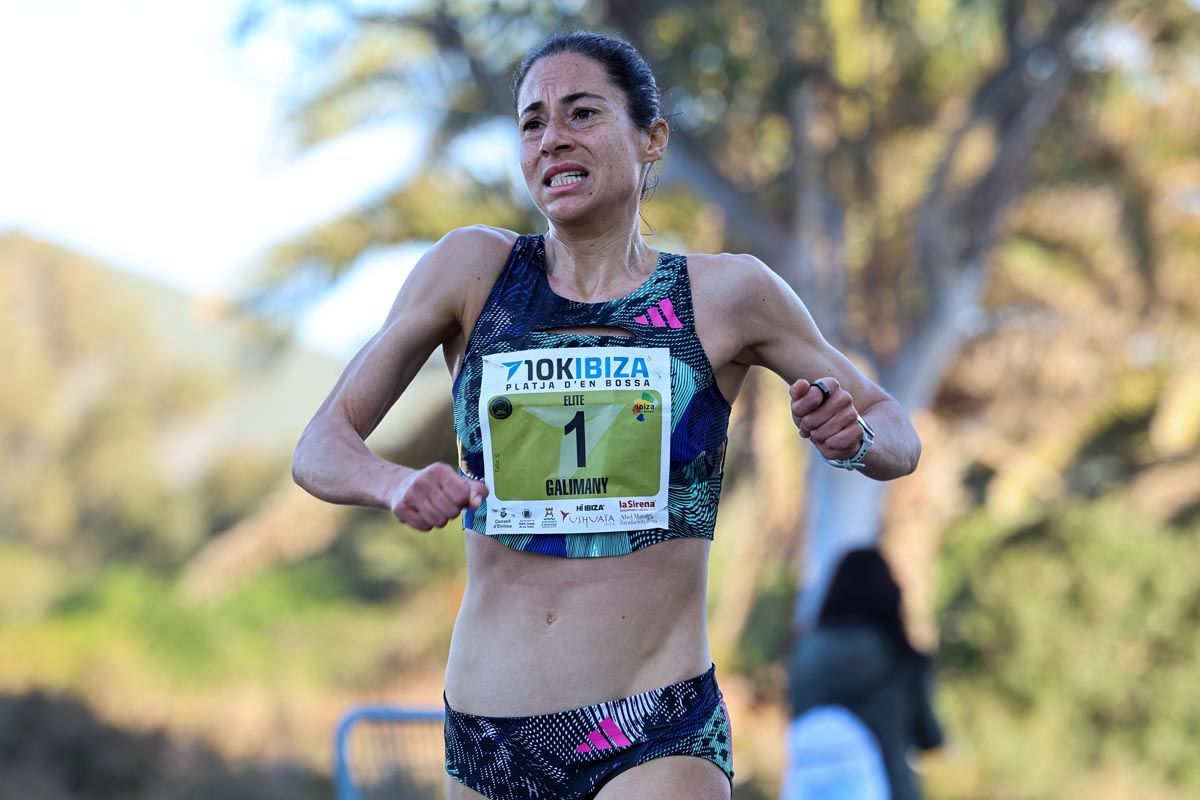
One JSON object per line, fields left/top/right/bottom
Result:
{"left": 444, "top": 665, "right": 734, "bottom": 799}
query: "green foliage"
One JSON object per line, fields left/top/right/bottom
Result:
{"left": 936, "top": 500, "right": 1200, "bottom": 797}
{"left": 0, "top": 237, "right": 229, "bottom": 569}
{"left": 0, "top": 543, "right": 70, "bottom": 624}
{"left": 3, "top": 555, "right": 426, "bottom": 692}
{"left": 335, "top": 512, "right": 467, "bottom": 601}
{"left": 55, "top": 569, "right": 223, "bottom": 681}
{"left": 732, "top": 559, "right": 796, "bottom": 676}
{"left": 197, "top": 449, "right": 284, "bottom": 536}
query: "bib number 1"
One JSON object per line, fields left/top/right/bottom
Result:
{"left": 478, "top": 346, "right": 672, "bottom": 535}
{"left": 564, "top": 411, "right": 586, "bottom": 467}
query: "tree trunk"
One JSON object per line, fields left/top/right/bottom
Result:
{"left": 797, "top": 462, "right": 890, "bottom": 626}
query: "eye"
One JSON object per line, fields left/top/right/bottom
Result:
{"left": 573, "top": 108, "right": 597, "bottom": 121}
{"left": 521, "top": 118, "right": 544, "bottom": 132}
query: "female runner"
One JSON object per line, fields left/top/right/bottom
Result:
{"left": 292, "top": 32, "right": 921, "bottom": 800}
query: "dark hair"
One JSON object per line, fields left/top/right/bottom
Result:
{"left": 512, "top": 32, "right": 662, "bottom": 131}
{"left": 818, "top": 548, "right": 923, "bottom": 660}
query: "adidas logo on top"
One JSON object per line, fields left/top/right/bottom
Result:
{"left": 633, "top": 298, "right": 682, "bottom": 329}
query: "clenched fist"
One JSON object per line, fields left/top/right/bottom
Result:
{"left": 789, "top": 377, "right": 865, "bottom": 462}
{"left": 387, "top": 463, "right": 488, "bottom": 531}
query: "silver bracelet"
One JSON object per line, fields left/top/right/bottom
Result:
{"left": 819, "top": 414, "right": 876, "bottom": 472}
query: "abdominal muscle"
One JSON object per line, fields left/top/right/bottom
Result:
{"left": 443, "top": 533, "right": 713, "bottom": 716}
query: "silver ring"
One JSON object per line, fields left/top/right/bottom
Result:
{"left": 812, "top": 379, "right": 831, "bottom": 404}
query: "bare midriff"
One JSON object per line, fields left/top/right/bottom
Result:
{"left": 443, "top": 534, "right": 712, "bottom": 717}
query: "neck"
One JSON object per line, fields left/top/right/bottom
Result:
{"left": 543, "top": 216, "right": 656, "bottom": 301}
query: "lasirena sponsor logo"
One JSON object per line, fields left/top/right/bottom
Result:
{"left": 619, "top": 500, "right": 655, "bottom": 510}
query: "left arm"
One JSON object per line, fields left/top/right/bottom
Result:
{"left": 724, "top": 254, "right": 921, "bottom": 481}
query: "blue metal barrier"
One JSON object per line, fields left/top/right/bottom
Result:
{"left": 334, "top": 706, "right": 445, "bottom": 800}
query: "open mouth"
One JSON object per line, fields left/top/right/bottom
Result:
{"left": 545, "top": 170, "right": 588, "bottom": 188}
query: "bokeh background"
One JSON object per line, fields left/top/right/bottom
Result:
{"left": 3, "top": 1, "right": 1199, "bottom": 798}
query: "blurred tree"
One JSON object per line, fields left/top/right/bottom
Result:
{"left": 217, "top": 0, "right": 1200, "bottom": 794}
{"left": 230, "top": 0, "right": 1139, "bottom": 622}
{"left": 0, "top": 235, "right": 230, "bottom": 572}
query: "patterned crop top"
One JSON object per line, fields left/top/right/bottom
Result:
{"left": 451, "top": 234, "right": 731, "bottom": 558}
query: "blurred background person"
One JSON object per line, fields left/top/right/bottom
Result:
{"left": 784, "top": 548, "right": 943, "bottom": 800}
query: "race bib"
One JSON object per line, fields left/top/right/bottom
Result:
{"left": 479, "top": 346, "right": 671, "bottom": 534}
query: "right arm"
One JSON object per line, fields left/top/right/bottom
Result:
{"left": 290, "top": 225, "right": 514, "bottom": 530}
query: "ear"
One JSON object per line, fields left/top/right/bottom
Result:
{"left": 642, "top": 117, "right": 669, "bottom": 164}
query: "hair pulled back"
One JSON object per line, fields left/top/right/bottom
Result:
{"left": 818, "top": 548, "right": 924, "bottom": 661}
{"left": 512, "top": 32, "right": 662, "bottom": 131}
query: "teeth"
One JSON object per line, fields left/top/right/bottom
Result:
{"left": 550, "top": 172, "right": 586, "bottom": 187}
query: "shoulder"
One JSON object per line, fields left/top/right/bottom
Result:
{"left": 425, "top": 224, "right": 520, "bottom": 275}
{"left": 686, "top": 250, "right": 779, "bottom": 294}
{"left": 685, "top": 251, "right": 818, "bottom": 368}
{"left": 441, "top": 224, "right": 520, "bottom": 254}
{"left": 686, "top": 251, "right": 796, "bottom": 316}
{"left": 397, "top": 225, "right": 518, "bottom": 307}
{"left": 378, "top": 226, "right": 520, "bottom": 335}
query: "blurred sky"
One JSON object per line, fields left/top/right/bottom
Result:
{"left": 0, "top": 0, "right": 430, "bottom": 357}
{"left": 7, "top": 1, "right": 1190, "bottom": 361}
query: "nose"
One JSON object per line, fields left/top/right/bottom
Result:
{"left": 539, "top": 116, "right": 573, "bottom": 155}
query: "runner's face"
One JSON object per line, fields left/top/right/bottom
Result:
{"left": 516, "top": 54, "right": 650, "bottom": 223}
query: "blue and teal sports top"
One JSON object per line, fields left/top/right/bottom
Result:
{"left": 452, "top": 234, "right": 731, "bottom": 558}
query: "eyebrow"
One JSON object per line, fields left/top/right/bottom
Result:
{"left": 519, "top": 92, "right": 608, "bottom": 118}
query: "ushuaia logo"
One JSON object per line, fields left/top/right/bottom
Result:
{"left": 631, "top": 392, "right": 658, "bottom": 422}
{"left": 502, "top": 355, "right": 649, "bottom": 382}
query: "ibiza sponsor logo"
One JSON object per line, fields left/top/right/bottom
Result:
{"left": 620, "top": 511, "right": 660, "bottom": 526}
{"left": 576, "top": 503, "right": 604, "bottom": 512}
{"left": 521, "top": 509, "right": 533, "bottom": 520}
{"left": 543, "top": 507, "right": 555, "bottom": 521}
{"left": 502, "top": 355, "right": 650, "bottom": 382}
{"left": 630, "top": 392, "right": 658, "bottom": 422}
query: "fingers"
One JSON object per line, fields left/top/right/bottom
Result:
{"left": 791, "top": 377, "right": 865, "bottom": 457}
{"left": 818, "top": 422, "right": 865, "bottom": 455}
{"left": 791, "top": 377, "right": 843, "bottom": 437}
{"left": 421, "top": 481, "right": 465, "bottom": 530}
{"left": 466, "top": 480, "right": 489, "bottom": 510}
{"left": 391, "top": 464, "right": 486, "bottom": 531}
